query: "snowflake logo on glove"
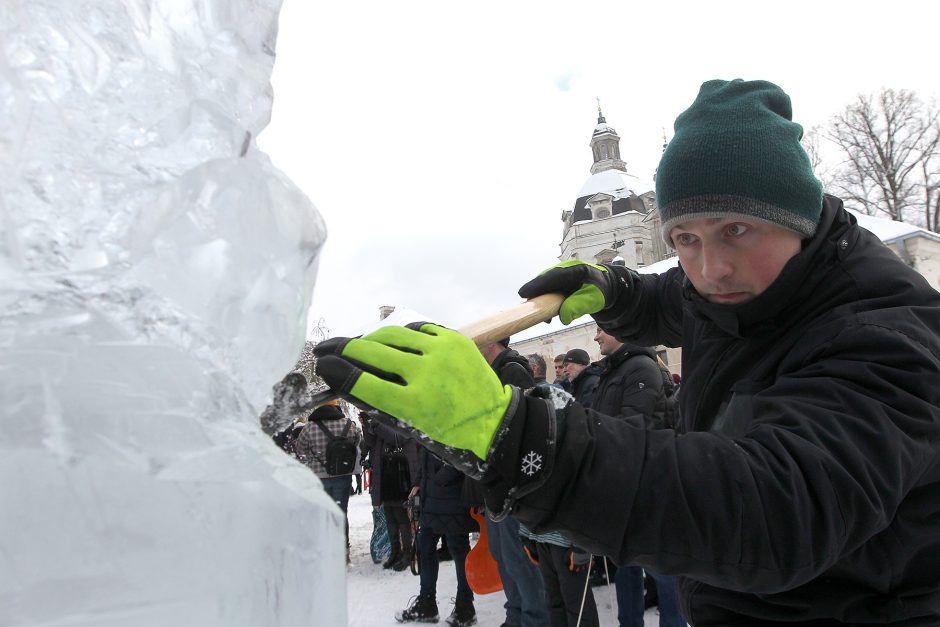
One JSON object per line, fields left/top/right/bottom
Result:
{"left": 521, "top": 451, "right": 543, "bottom": 476}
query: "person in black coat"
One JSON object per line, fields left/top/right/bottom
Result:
{"left": 561, "top": 348, "right": 601, "bottom": 409}
{"left": 313, "top": 79, "right": 940, "bottom": 625}
{"left": 395, "top": 450, "right": 478, "bottom": 625}
{"left": 361, "top": 415, "right": 420, "bottom": 571}
{"left": 590, "top": 331, "right": 667, "bottom": 427}
{"left": 552, "top": 353, "right": 571, "bottom": 391}
{"left": 592, "top": 328, "right": 685, "bottom": 627}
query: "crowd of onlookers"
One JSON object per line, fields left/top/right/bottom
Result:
{"left": 274, "top": 332, "right": 687, "bottom": 627}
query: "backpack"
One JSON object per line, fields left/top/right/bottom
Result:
{"left": 313, "top": 420, "right": 358, "bottom": 476}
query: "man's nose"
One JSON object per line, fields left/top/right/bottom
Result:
{"left": 699, "top": 243, "right": 733, "bottom": 284}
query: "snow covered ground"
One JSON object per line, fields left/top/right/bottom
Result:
{"left": 345, "top": 492, "right": 666, "bottom": 626}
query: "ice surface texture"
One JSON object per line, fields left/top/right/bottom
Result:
{"left": 0, "top": 2, "right": 341, "bottom": 625}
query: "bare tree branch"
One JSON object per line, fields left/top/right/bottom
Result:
{"left": 825, "top": 89, "right": 939, "bottom": 230}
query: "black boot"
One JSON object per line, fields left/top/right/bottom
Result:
{"left": 392, "top": 548, "right": 413, "bottom": 572}
{"left": 395, "top": 595, "right": 439, "bottom": 623}
{"left": 383, "top": 547, "right": 401, "bottom": 570}
{"left": 445, "top": 599, "right": 476, "bottom": 626}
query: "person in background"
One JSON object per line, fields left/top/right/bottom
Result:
{"left": 592, "top": 328, "right": 685, "bottom": 627}
{"left": 671, "top": 373, "right": 682, "bottom": 398}
{"left": 560, "top": 349, "right": 601, "bottom": 409}
{"left": 552, "top": 354, "right": 570, "bottom": 391}
{"left": 520, "top": 527, "right": 597, "bottom": 627}
{"left": 527, "top": 353, "right": 548, "bottom": 386}
{"left": 477, "top": 338, "right": 549, "bottom": 627}
{"left": 313, "top": 78, "right": 940, "bottom": 624}
{"left": 292, "top": 400, "right": 362, "bottom": 563}
{"left": 395, "top": 450, "right": 478, "bottom": 626}
{"left": 361, "top": 414, "right": 420, "bottom": 572}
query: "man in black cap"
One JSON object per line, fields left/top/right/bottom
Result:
{"left": 314, "top": 79, "right": 940, "bottom": 624}
{"left": 561, "top": 348, "right": 601, "bottom": 409}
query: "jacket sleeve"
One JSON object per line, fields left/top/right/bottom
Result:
{"left": 482, "top": 322, "right": 940, "bottom": 594}
{"left": 594, "top": 265, "right": 685, "bottom": 348}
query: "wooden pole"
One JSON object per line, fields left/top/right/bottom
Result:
{"left": 458, "top": 293, "right": 565, "bottom": 347}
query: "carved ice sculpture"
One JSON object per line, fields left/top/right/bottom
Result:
{"left": 0, "top": 2, "right": 342, "bottom": 625}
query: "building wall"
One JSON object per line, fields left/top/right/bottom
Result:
{"left": 559, "top": 194, "right": 666, "bottom": 268}
{"left": 902, "top": 237, "right": 940, "bottom": 291}
{"left": 559, "top": 213, "right": 654, "bottom": 267}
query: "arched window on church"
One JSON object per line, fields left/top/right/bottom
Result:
{"left": 601, "top": 144, "right": 608, "bottom": 159}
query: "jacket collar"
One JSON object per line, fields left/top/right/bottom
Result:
{"left": 601, "top": 343, "right": 655, "bottom": 371}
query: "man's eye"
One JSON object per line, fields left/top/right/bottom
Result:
{"left": 727, "top": 223, "right": 749, "bottom": 236}
{"left": 674, "top": 233, "right": 695, "bottom": 246}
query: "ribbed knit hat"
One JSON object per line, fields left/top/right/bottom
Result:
{"left": 656, "top": 79, "right": 823, "bottom": 246}
{"left": 563, "top": 348, "right": 590, "bottom": 365}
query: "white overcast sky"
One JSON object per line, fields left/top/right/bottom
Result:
{"left": 258, "top": 0, "right": 939, "bottom": 339}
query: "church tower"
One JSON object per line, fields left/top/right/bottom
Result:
{"left": 559, "top": 103, "right": 669, "bottom": 268}
{"left": 590, "top": 101, "right": 628, "bottom": 174}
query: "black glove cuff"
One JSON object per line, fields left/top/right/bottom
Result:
{"left": 596, "top": 263, "right": 633, "bottom": 315}
{"left": 481, "top": 384, "right": 570, "bottom": 519}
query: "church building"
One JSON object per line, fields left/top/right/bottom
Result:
{"left": 511, "top": 105, "right": 682, "bottom": 377}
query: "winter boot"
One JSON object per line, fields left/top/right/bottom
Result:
{"left": 395, "top": 595, "right": 439, "bottom": 623}
{"left": 392, "top": 548, "right": 413, "bottom": 572}
{"left": 445, "top": 600, "right": 476, "bottom": 627}
{"left": 383, "top": 547, "right": 401, "bottom": 570}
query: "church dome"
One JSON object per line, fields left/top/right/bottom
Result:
{"left": 570, "top": 170, "right": 653, "bottom": 223}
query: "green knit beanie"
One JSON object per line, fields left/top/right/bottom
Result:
{"left": 656, "top": 79, "right": 823, "bottom": 246}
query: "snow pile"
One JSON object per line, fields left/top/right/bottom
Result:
{"left": 0, "top": 2, "right": 343, "bottom": 625}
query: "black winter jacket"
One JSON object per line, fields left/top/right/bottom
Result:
{"left": 492, "top": 348, "right": 536, "bottom": 388}
{"left": 361, "top": 418, "right": 420, "bottom": 507}
{"left": 416, "top": 450, "right": 477, "bottom": 534}
{"left": 592, "top": 344, "right": 667, "bottom": 426}
{"left": 568, "top": 363, "right": 602, "bottom": 409}
{"left": 482, "top": 197, "right": 940, "bottom": 625}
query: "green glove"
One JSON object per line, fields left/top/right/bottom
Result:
{"left": 517, "top": 260, "right": 618, "bottom": 324}
{"left": 313, "top": 323, "right": 512, "bottom": 464}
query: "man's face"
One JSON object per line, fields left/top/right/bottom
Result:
{"left": 594, "top": 328, "right": 623, "bottom": 356}
{"left": 554, "top": 361, "right": 565, "bottom": 379}
{"left": 669, "top": 217, "right": 803, "bottom": 305}
{"left": 564, "top": 361, "right": 587, "bottom": 380}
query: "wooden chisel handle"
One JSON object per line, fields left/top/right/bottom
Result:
{"left": 458, "top": 292, "right": 565, "bottom": 347}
